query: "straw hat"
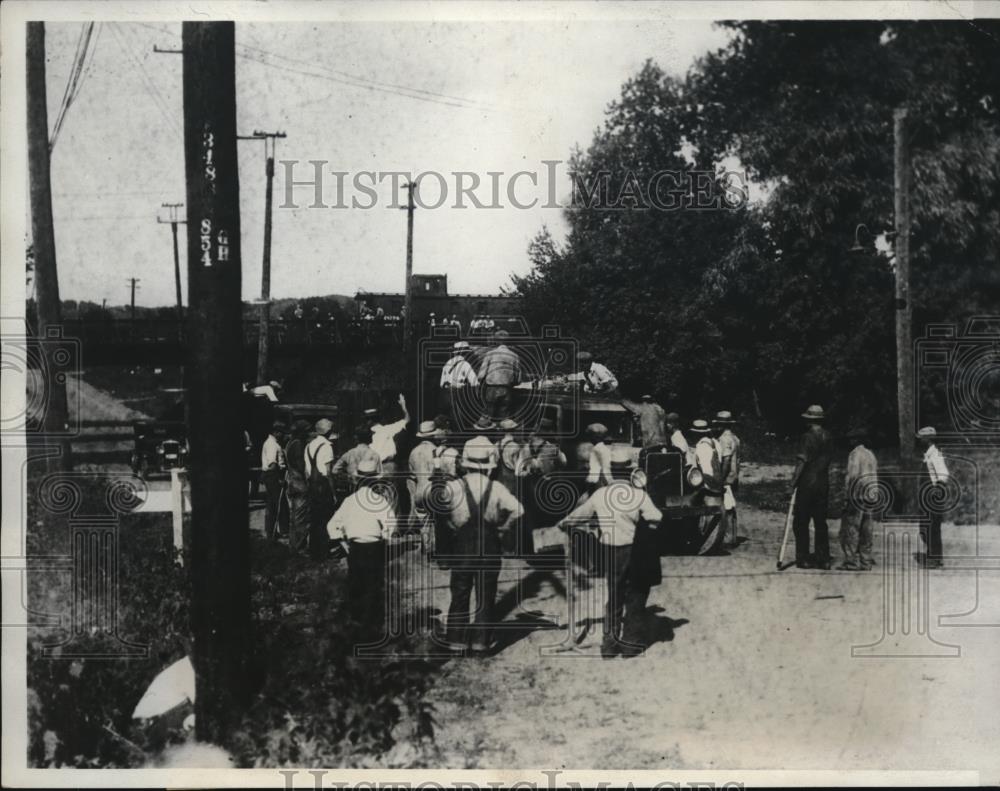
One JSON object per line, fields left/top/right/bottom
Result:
{"left": 690, "top": 419, "right": 713, "bottom": 434}
{"left": 801, "top": 405, "right": 826, "bottom": 421}
{"left": 713, "top": 410, "right": 736, "bottom": 425}
{"left": 916, "top": 426, "right": 937, "bottom": 439}
{"left": 453, "top": 341, "right": 470, "bottom": 351}
{"left": 461, "top": 436, "right": 497, "bottom": 472}
{"left": 498, "top": 418, "right": 519, "bottom": 432}
{"left": 474, "top": 415, "right": 496, "bottom": 432}
{"left": 416, "top": 420, "right": 439, "bottom": 438}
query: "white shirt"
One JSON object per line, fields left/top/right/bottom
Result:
{"left": 584, "top": 362, "right": 618, "bottom": 392}
{"left": 327, "top": 488, "right": 396, "bottom": 543}
{"left": 371, "top": 418, "right": 407, "bottom": 461}
{"left": 303, "top": 436, "right": 334, "bottom": 478}
{"left": 695, "top": 437, "right": 721, "bottom": 476}
{"left": 440, "top": 355, "right": 479, "bottom": 388}
{"left": 261, "top": 434, "right": 284, "bottom": 470}
{"left": 250, "top": 384, "right": 279, "bottom": 402}
{"left": 563, "top": 482, "right": 663, "bottom": 546}
{"left": 670, "top": 428, "right": 691, "bottom": 457}
{"left": 923, "top": 444, "right": 950, "bottom": 484}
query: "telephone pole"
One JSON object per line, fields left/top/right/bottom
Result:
{"left": 894, "top": 107, "right": 915, "bottom": 462}
{"left": 237, "top": 130, "right": 285, "bottom": 384}
{"left": 127, "top": 277, "right": 140, "bottom": 323}
{"left": 182, "top": 21, "right": 250, "bottom": 742}
{"left": 27, "top": 22, "right": 71, "bottom": 469}
{"left": 401, "top": 179, "right": 417, "bottom": 351}
{"left": 158, "top": 203, "right": 187, "bottom": 326}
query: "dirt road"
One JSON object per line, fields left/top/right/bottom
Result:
{"left": 404, "top": 507, "right": 1000, "bottom": 777}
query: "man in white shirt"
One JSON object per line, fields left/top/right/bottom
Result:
{"left": 585, "top": 423, "right": 613, "bottom": 491}
{"left": 439, "top": 436, "right": 524, "bottom": 654}
{"left": 576, "top": 351, "right": 619, "bottom": 394}
{"left": 305, "top": 418, "right": 338, "bottom": 559}
{"left": 327, "top": 457, "right": 396, "bottom": 637}
{"left": 369, "top": 394, "right": 411, "bottom": 472}
{"left": 439, "top": 341, "right": 479, "bottom": 417}
{"left": 917, "top": 426, "right": 950, "bottom": 568}
{"left": 666, "top": 412, "right": 694, "bottom": 465}
{"left": 260, "top": 422, "right": 287, "bottom": 542}
{"left": 691, "top": 419, "right": 724, "bottom": 494}
{"left": 558, "top": 446, "right": 663, "bottom": 657}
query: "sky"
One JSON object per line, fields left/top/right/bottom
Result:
{"left": 39, "top": 17, "right": 730, "bottom": 307}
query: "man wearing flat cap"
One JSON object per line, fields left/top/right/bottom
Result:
{"left": 790, "top": 405, "right": 833, "bottom": 569}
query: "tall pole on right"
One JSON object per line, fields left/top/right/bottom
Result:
{"left": 894, "top": 106, "right": 915, "bottom": 462}
{"left": 402, "top": 180, "right": 416, "bottom": 351}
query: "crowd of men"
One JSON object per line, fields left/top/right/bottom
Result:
{"left": 252, "top": 338, "right": 955, "bottom": 657}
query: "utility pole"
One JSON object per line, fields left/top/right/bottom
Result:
{"left": 127, "top": 277, "right": 140, "bottom": 323}
{"left": 158, "top": 203, "right": 187, "bottom": 326}
{"left": 401, "top": 179, "right": 417, "bottom": 351}
{"left": 894, "top": 107, "right": 914, "bottom": 462}
{"left": 182, "top": 21, "right": 249, "bottom": 743}
{"left": 237, "top": 130, "right": 285, "bottom": 384}
{"left": 26, "top": 22, "right": 71, "bottom": 469}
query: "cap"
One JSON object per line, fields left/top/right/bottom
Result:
{"left": 916, "top": 426, "right": 937, "bottom": 439}
{"left": 314, "top": 418, "right": 334, "bottom": 436}
{"left": 453, "top": 341, "right": 470, "bottom": 351}
{"left": 666, "top": 412, "right": 680, "bottom": 423}
{"left": 474, "top": 415, "right": 496, "bottom": 431}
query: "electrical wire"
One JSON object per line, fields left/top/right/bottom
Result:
{"left": 50, "top": 22, "right": 97, "bottom": 151}
{"left": 108, "top": 22, "right": 183, "bottom": 139}
{"left": 131, "top": 20, "right": 496, "bottom": 112}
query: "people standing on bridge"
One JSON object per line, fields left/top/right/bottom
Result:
{"left": 714, "top": 411, "right": 741, "bottom": 544}
{"left": 440, "top": 436, "right": 523, "bottom": 654}
{"left": 558, "top": 446, "right": 663, "bottom": 658}
{"left": 327, "top": 456, "right": 396, "bottom": 639}
{"left": 261, "top": 421, "right": 288, "bottom": 542}
{"left": 622, "top": 394, "right": 668, "bottom": 461}
{"left": 440, "top": 341, "right": 479, "bottom": 418}
{"left": 304, "top": 418, "right": 338, "bottom": 560}
{"left": 332, "top": 426, "right": 381, "bottom": 489}
{"left": 576, "top": 352, "right": 619, "bottom": 395}
{"left": 790, "top": 405, "right": 833, "bottom": 570}
{"left": 839, "top": 426, "right": 878, "bottom": 571}
{"left": 916, "top": 426, "right": 950, "bottom": 569}
{"left": 477, "top": 329, "right": 521, "bottom": 420}
{"left": 283, "top": 420, "right": 312, "bottom": 553}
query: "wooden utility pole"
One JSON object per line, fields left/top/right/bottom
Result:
{"left": 237, "top": 131, "right": 285, "bottom": 384}
{"left": 182, "top": 21, "right": 250, "bottom": 743}
{"left": 26, "top": 22, "right": 71, "bottom": 468}
{"left": 402, "top": 179, "right": 417, "bottom": 350}
{"left": 894, "top": 107, "right": 915, "bottom": 462}
{"left": 127, "top": 277, "right": 140, "bottom": 324}
{"left": 158, "top": 203, "right": 187, "bottom": 325}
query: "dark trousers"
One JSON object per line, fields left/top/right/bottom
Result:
{"left": 347, "top": 540, "right": 386, "bottom": 639}
{"left": 447, "top": 564, "right": 500, "bottom": 647}
{"left": 307, "top": 489, "right": 335, "bottom": 560}
{"left": 604, "top": 543, "right": 651, "bottom": 653}
{"left": 793, "top": 488, "right": 829, "bottom": 565}
{"left": 262, "top": 470, "right": 284, "bottom": 541}
{"left": 482, "top": 384, "right": 512, "bottom": 421}
{"left": 920, "top": 513, "right": 943, "bottom": 560}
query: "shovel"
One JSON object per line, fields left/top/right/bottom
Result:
{"left": 776, "top": 488, "right": 797, "bottom": 570}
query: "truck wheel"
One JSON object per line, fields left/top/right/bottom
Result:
{"left": 693, "top": 510, "right": 726, "bottom": 555}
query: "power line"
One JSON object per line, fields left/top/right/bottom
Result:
{"left": 132, "top": 20, "right": 496, "bottom": 112}
{"left": 108, "top": 22, "right": 182, "bottom": 139}
{"left": 50, "top": 22, "right": 97, "bottom": 151}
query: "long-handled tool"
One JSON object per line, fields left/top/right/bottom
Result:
{"left": 776, "top": 488, "right": 797, "bottom": 570}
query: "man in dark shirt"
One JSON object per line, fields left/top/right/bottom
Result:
{"left": 790, "top": 404, "right": 833, "bottom": 569}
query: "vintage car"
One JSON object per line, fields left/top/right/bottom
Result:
{"left": 130, "top": 420, "right": 188, "bottom": 479}
{"left": 509, "top": 384, "right": 726, "bottom": 556}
